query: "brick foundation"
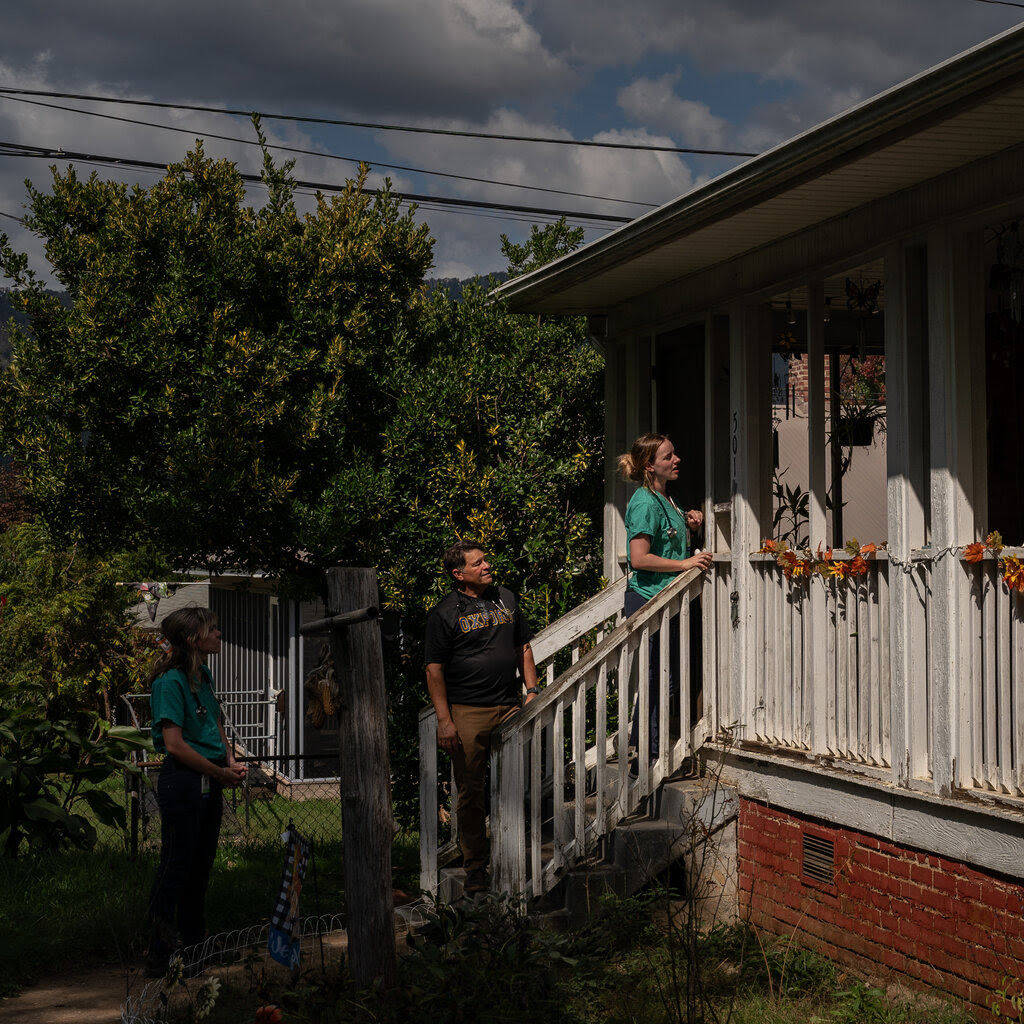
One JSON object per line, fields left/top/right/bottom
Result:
{"left": 739, "top": 797, "right": 1024, "bottom": 1020}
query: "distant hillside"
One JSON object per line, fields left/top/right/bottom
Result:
{"left": 425, "top": 272, "right": 507, "bottom": 301}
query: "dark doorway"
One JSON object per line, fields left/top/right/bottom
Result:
{"left": 656, "top": 323, "right": 706, "bottom": 515}
{"left": 655, "top": 323, "right": 707, "bottom": 725}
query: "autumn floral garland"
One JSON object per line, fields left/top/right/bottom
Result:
{"left": 758, "top": 538, "right": 879, "bottom": 581}
{"left": 963, "top": 531, "right": 1024, "bottom": 592}
{"left": 759, "top": 530, "right": 1024, "bottom": 593}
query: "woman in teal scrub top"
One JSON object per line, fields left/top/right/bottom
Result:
{"left": 145, "top": 606, "right": 246, "bottom": 977}
{"left": 618, "top": 433, "right": 712, "bottom": 773}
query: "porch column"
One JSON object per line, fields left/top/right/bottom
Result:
{"left": 603, "top": 338, "right": 628, "bottom": 582}
{"left": 885, "top": 242, "right": 929, "bottom": 788}
{"left": 805, "top": 282, "right": 828, "bottom": 753}
{"left": 729, "top": 302, "right": 771, "bottom": 740}
{"left": 927, "top": 227, "right": 983, "bottom": 796}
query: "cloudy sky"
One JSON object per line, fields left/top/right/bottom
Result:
{"left": 1, "top": 1, "right": 1021, "bottom": 281}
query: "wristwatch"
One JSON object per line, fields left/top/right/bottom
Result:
{"left": 525, "top": 687, "right": 541, "bottom": 696}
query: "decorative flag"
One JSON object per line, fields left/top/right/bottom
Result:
{"left": 268, "top": 825, "right": 311, "bottom": 972}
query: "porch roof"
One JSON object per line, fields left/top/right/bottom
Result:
{"left": 496, "top": 23, "right": 1024, "bottom": 316}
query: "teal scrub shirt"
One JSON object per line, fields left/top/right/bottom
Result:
{"left": 150, "top": 666, "right": 226, "bottom": 762}
{"left": 625, "top": 486, "right": 691, "bottom": 600}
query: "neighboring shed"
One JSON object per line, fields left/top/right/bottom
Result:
{"left": 132, "top": 576, "right": 334, "bottom": 795}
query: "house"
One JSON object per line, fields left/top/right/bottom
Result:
{"left": 422, "top": 23, "right": 1024, "bottom": 1017}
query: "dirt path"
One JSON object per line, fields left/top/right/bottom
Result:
{"left": 3, "top": 966, "right": 133, "bottom": 1024}
{"left": 3, "top": 914, "right": 417, "bottom": 1024}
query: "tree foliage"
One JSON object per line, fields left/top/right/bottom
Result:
{"left": 373, "top": 226, "right": 603, "bottom": 629}
{"left": 0, "top": 520, "right": 159, "bottom": 715}
{"left": 0, "top": 131, "right": 432, "bottom": 581}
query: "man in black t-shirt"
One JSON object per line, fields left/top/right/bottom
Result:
{"left": 424, "top": 540, "right": 539, "bottom": 893}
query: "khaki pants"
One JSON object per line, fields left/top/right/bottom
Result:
{"left": 450, "top": 703, "right": 519, "bottom": 875}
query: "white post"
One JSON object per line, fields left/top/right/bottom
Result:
{"left": 730, "top": 302, "right": 770, "bottom": 739}
{"left": 806, "top": 282, "right": 829, "bottom": 755}
{"left": 885, "top": 243, "right": 929, "bottom": 787}
{"left": 927, "top": 227, "right": 981, "bottom": 796}
{"left": 604, "top": 340, "right": 628, "bottom": 582}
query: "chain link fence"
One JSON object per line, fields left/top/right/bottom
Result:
{"left": 112, "top": 753, "right": 343, "bottom": 856}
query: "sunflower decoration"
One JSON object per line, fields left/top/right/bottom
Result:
{"left": 193, "top": 976, "right": 222, "bottom": 1021}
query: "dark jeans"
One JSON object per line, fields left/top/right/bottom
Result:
{"left": 147, "top": 755, "right": 224, "bottom": 956}
{"left": 625, "top": 588, "right": 680, "bottom": 761}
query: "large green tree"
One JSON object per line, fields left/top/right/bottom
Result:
{"left": 0, "top": 135, "right": 432, "bottom": 582}
{"left": 373, "top": 223, "right": 604, "bottom": 629}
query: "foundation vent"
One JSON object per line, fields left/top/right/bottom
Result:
{"left": 802, "top": 832, "right": 835, "bottom": 886}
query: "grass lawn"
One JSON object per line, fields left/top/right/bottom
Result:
{"left": 0, "top": 827, "right": 420, "bottom": 997}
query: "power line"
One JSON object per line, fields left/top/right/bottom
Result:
{"left": 0, "top": 93, "right": 657, "bottom": 211}
{"left": 0, "top": 141, "right": 634, "bottom": 225}
{"left": 0, "top": 87, "right": 759, "bottom": 158}
{"left": 971, "top": 0, "right": 1024, "bottom": 8}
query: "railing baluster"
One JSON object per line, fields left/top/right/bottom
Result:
{"left": 530, "top": 715, "right": 542, "bottom": 897}
{"left": 879, "top": 560, "right": 892, "bottom": 767}
{"left": 678, "top": 588, "right": 691, "bottom": 771}
{"left": 595, "top": 656, "right": 608, "bottom": 837}
{"left": 826, "top": 581, "right": 837, "bottom": 755}
{"left": 998, "top": 573, "right": 1012, "bottom": 793}
{"left": 574, "top": 675, "right": 587, "bottom": 855}
{"left": 617, "top": 640, "right": 631, "bottom": 816}
{"left": 637, "top": 622, "right": 650, "bottom": 795}
{"left": 552, "top": 696, "right": 566, "bottom": 871}
{"left": 1014, "top": 588, "right": 1024, "bottom": 796}
{"left": 656, "top": 604, "right": 670, "bottom": 787}
{"left": 983, "top": 564, "right": 998, "bottom": 788}
{"left": 418, "top": 707, "right": 438, "bottom": 894}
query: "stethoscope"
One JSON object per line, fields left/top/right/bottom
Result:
{"left": 650, "top": 488, "right": 684, "bottom": 540}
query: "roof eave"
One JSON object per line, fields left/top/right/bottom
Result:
{"left": 496, "top": 22, "right": 1024, "bottom": 314}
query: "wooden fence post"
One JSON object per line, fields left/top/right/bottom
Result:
{"left": 325, "top": 567, "right": 395, "bottom": 989}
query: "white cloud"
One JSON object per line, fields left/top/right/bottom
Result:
{"left": 617, "top": 74, "right": 727, "bottom": 150}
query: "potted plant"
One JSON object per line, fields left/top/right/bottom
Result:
{"left": 835, "top": 356, "right": 885, "bottom": 447}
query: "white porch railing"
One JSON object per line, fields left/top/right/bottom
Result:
{"left": 418, "top": 568, "right": 709, "bottom": 897}
{"left": 490, "top": 569, "right": 708, "bottom": 897}
{"left": 749, "top": 554, "right": 892, "bottom": 767}
{"left": 745, "top": 548, "right": 1024, "bottom": 799}
{"left": 961, "top": 555, "right": 1024, "bottom": 797}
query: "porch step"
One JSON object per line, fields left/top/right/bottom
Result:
{"left": 540, "top": 774, "right": 740, "bottom": 928}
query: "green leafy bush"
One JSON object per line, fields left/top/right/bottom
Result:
{"left": 0, "top": 682, "right": 150, "bottom": 857}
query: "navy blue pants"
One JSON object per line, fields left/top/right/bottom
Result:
{"left": 147, "top": 755, "right": 223, "bottom": 956}
{"left": 625, "top": 588, "right": 680, "bottom": 762}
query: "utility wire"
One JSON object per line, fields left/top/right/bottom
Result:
{"left": 0, "top": 93, "right": 657, "bottom": 210}
{"left": 0, "top": 87, "right": 759, "bottom": 158}
{"left": 971, "top": 0, "right": 1024, "bottom": 8}
{"left": 0, "top": 141, "right": 634, "bottom": 224}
